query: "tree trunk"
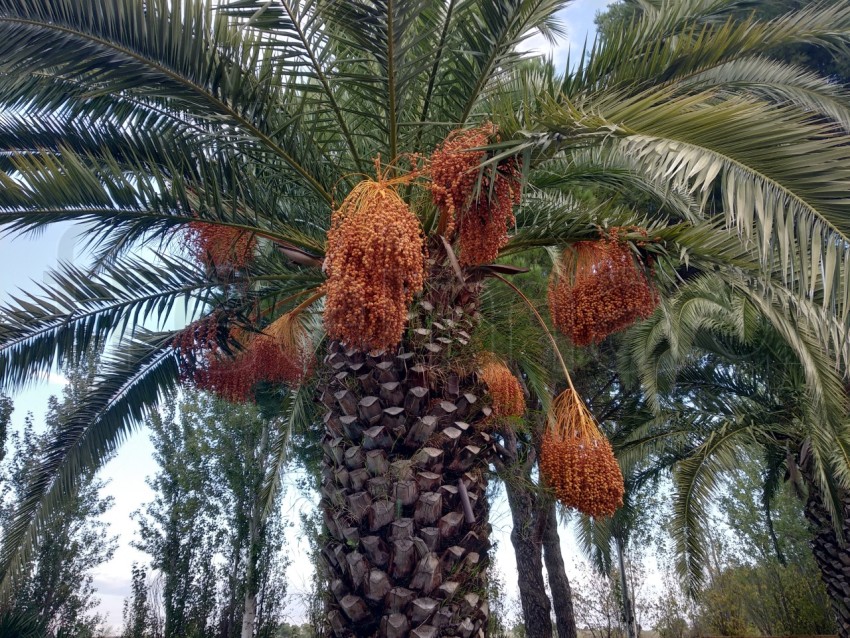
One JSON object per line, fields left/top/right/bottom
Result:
{"left": 501, "top": 441, "right": 552, "bottom": 638}
{"left": 615, "top": 538, "right": 637, "bottom": 638}
{"left": 543, "top": 503, "right": 576, "bottom": 638}
{"left": 241, "top": 595, "right": 257, "bottom": 638}
{"left": 319, "top": 277, "right": 494, "bottom": 637}
{"left": 804, "top": 479, "right": 850, "bottom": 636}
{"left": 241, "top": 423, "right": 268, "bottom": 638}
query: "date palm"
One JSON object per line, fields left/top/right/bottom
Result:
{"left": 3, "top": 1, "right": 850, "bottom": 636}
{"left": 618, "top": 274, "right": 850, "bottom": 633}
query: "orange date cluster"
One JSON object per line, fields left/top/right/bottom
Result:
{"left": 184, "top": 221, "right": 256, "bottom": 270}
{"left": 540, "top": 390, "right": 624, "bottom": 518}
{"left": 173, "top": 318, "right": 308, "bottom": 402}
{"left": 457, "top": 161, "right": 521, "bottom": 267}
{"left": 430, "top": 123, "right": 494, "bottom": 239}
{"left": 429, "top": 123, "right": 522, "bottom": 266}
{"left": 548, "top": 237, "right": 658, "bottom": 346}
{"left": 540, "top": 428, "right": 624, "bottom": 518}
{"left": 478, "top": 360, "right": 526, "bottom": 418}
{"left": 324, "top": 179, "right": 426, "bottom": 351}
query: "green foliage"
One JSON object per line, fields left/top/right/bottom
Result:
{"left": 0, "top": 358, "right": 116, "bottom": 637}
{"left": 572, "top": 558, "right": 644, "bottom": 638}
{"left": 121, "top": 563, "right": 162, "bottom": 638}
{"left": 0, "top": 395, "right": 11, "bottom": 464}
{"left": 485, "top": 558, "right": 512, "bottom": 638}
{"left": 696, "top": 460, "right": 835, "bottom": 634}
{"left": 0, "top": 609, "right": 45, "bottom": 638}
{"left": 129, "top": 391, "right": 291, "bottom": 638}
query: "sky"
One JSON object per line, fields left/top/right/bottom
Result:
{"left": 0, "top": 1, "right": 615, "bottom": 632}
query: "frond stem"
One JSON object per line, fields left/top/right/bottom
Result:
{"left": 491, "top": 272, "right": 576, "bottom": 393}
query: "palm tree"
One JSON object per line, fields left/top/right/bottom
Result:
{"left": 4, "top": 1, "right": 850, "bottom": 635}
{"left": 619, "top": 274, "right": 850, "bottom": 632}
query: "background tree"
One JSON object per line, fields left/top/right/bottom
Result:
{"left": 619, "top": 276, "right": 850, "bottom": 629}
{"left": 122, "top": 563, "right": 164, "bottom": 638}
{"left": 696, "top": 460, "right": 834, "bottom": 634}
{"left": 0, "top": 359, "right": 116, "bottom": 637}
{"left": 0, "top": 395, "right": 11, "bottom": 465}
{"left": 130, "top": 391, "right": 291, "bottom": 638}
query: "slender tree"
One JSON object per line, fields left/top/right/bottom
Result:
{"left": 0, "top": 361, "right": 116, "bottom": 636}
{"left": 134, "top": 392, "right": 291, "bottom": 638}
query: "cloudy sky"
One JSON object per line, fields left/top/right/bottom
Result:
{"left": 0, "top": 1, "right": 614, "bottom": 631}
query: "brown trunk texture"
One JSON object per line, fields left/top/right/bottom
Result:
{"left": 805, "top": 483, "right": 850, "bottom": 637}
{"left": 503, "top": 461, "right": 552, "bottom": 638}
{"left": 319, "top": 280, "right": 494, "bottom": 638}
{"left": 543, "top": 503, "right": 576, "bottom": 638}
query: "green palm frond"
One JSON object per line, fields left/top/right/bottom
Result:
{"left": 531, "top": 150, "right": 702, "bottom": 222}
{"left": 433, "top": 0, "right": 569, "bottom": 128}
{"left": 220, "top": 0, "right": 369, "bottom": 173}
{"left": 260, "top": 375, "right": 321, "bottom": 516}
{"left": 677, "top": 56, "right": 850, "bottom": 131}
{"left": 0, "top": 254, "right": 214, "bottom": 389}
{"left": 567, "top": 0, "right": 850, "bottom": 95}
{"left": 0, "top": 250, "right": 323, "bottom": 393}
{"left": 575, "top": 509, "right": 615, "bottom": 574}
{"left": 671, "top": 416, "right": 751, "bottom": 596}
{"left": 521, "top": 91, "right": 850, "bottom": 313}
{"left": 0, "top": 0, "right": 335, "bottom": 201}
{"left": 0, "top": 140, "right": 329, "bottom": 264}
{"left": 506, "top": 191, "right": 663, "bottom": 253}
{"left": 478, "top": 271, "right": 555, "bottom": 407}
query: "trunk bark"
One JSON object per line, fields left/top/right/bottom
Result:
{"left": 241, "top": 595, "right": 257, "bottom": 638}
{"left": 319, "top": 278, "right": 494, "bottom": 637}
{"left": 615, "top": 538, "right": 637, "bottom": 638}
{"left": 241, "top": 421, "right": 267, "bottom": 638}
{"left": 543, "top": 503, "right": 576, "bottom": 638}
{"left": 804, "top": 479, "right": 850, "bottom": 636}
{"left": 501, "top": 445, "right": 552, "bottom": 638}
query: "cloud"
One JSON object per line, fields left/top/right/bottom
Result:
{"left": 48, "top": 372, "right": 69, "bottom": 386}
{"left": 520, "top": 0, "right": 616, "bottom": 71}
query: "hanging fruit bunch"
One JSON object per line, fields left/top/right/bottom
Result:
{"left": 478, "top": 358, "right": 526, "bottom": 421}
{"left": 539, "top": 389, "right": 624, "bottom": 518}
{"left": 173, "top": 313, "right": 312, "bottom": 403}
{"left": 430, "top": 122, "right": 522, "bottom": 266}
{"left": 430, "top": 123, "right": 494, "bottom": 238}
{"left": 548, "top": 230, "right": 658, "bottom": 346}
{"left": 323, "top": 171, "right": 426, "bottom": 351}
{"left": 172, "top": 312, "right": 227, "bottom": 383}
{"left": 183, "top": 221, "right": 256, "bottom": 271}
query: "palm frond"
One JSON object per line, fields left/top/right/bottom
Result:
{"left": 520, "top": 91, "right": 850, "bottom": 313}
{"left": 567, "top": 0, "right": 850, "bottom": 95}
{"left": 0, "top": 0, "right": 335, "bottom": 201}
{"left": 260, "top": 377, "right": 319, "bottom": 516}
{"left": 671, "top": 417, "right": 750, "bottom": 596}
{"left": 0, "top": 254, "right": 214, "bottom": 391}
{"left": 432, "top": 0, "right": 569, "bottom": 128}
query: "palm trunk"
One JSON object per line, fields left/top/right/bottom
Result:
{"left": 804, "top": 479, "right": 850, "bottom": 636}
{"left": 500, "top": 437, "right": 552, "bottom": 638}
{"left": 543, "top": 503, "right": 576, "bottom": 638}
{"left": 319, "top": 277, "right": 493, "bottom": 637}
